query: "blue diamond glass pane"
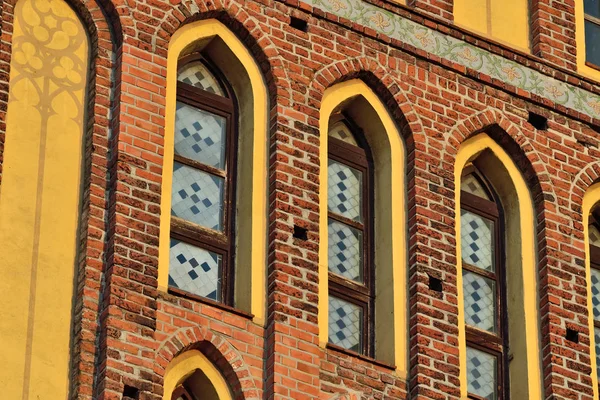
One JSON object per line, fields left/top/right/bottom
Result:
{"left": 328, "top": 296, "right": 363, "bottom": 353}
{"left": 328, "top": 160, "right": 362, "bottom": 222}
{"left": 177, "top": 61, "right": 225, "bottom": 96}
{"left": 328, "top": 121, "right": 358, "bottom": 145}
{"left": 461, "top": 209, "right": 495, "bottom": 272}
{"left": 175, "top": 102, "right": 227, "bottom": 169}
{"left": 595, "top": 327, "right": 600, "bottom": 379}
{"left": 328, "top": 219, "right": 363, "bottom": 282}
{"left": 169, "top": 239, "right": 222, "bottom": 301}
{"left": 591, "top": 268, "right": 600, "bottom": 320}
{"left": 467, "top": 347, "right": 497, "bottom": 400}
{"left": 463, "top": 271, "right": 496, "bottom": 332}
{"left": 171, "top": 162, "right": 224, "bottom": 231}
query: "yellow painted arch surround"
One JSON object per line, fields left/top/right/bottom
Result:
{"left": 318, "top": 79, "right": 407, "bottom": 375}
{"left": 455, "top": 134, "right": 542, "bottom": 399}
{"left": 163, "top": 350, "right": 233, "bottom": 400}
{"left": 583, "top": 183, "right": 600, "bottom": 399}
{"left": 159, "top": 20, "right": 268, "bottom": 324}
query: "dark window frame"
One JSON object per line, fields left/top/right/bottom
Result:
{"left": 169, "top": 53, "right": 238, "bottom": 306}
{"left": 589, "top": 208, "right": 600, "bottom": 392}
{"left": 327, "top": 114, "right": 375, "bottom": 357}
{"left": 461, "top": 167, "right": 509, "bottom": 400}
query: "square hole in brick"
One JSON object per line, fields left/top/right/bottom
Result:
{"left": 123, "top": 385, "right": 140, "bottom": 400}
{"left": 290, "top": 16, "right": 308, "bottom": 32}
{"left": 528, "top": 111, "right": 548, "bottom": 130}
{"left": 566, "top": 328, "right": 579, "bottom": 344}
{"left": 293, "top": 225, "right": 308, "bottom": 240}
{"left": 428, "top": 274, "right": 443, "bottom": 292}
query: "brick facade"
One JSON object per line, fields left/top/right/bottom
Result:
{"left": 2, "top": 0, "right": 600, "bottom": 399}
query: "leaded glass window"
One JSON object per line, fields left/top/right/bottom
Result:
{"left": 168, "top": 55, "right": 237, "bottom": 305}
{"left": 327, "top": 115, "right": 373, "bottom": 356}
{"left": 589, "top": 208, "right": 600, "bottom": 384}
{"left": 461, "top": 169, "right": 507, "bottom": 400}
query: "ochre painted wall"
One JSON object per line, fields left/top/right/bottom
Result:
{"left": 0, "top": 0, "right": 88, "bottom": 398}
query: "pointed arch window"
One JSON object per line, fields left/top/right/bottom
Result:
{"left": 168, "top": 55, "right": 237, "bottom": 305}
{"left": 461, "top": 167, "right": 508, "bottom": 400}
{"left": 588, "top": 207, "right": 600, "bottom": 384}
{"left": 327, "top": 116, "right": 374, "bottom": 356}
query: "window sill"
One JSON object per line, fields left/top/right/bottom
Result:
{"left": 167, "top": 287, "right": 254, "bottom": 320}
{"left": 326, "top": 343, "right": 396, "bottom": 370}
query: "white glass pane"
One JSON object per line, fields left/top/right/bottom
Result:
{"left": 461, "top": 209, "right": 495, "bottom": 272}
{"left": 171, "top": 162, "right": 224, "bottom": 231}
{"left": 177, "top": 60, "right": 224, "bottom": 96}
{"left": 175, "top": 102, "right": 227, "bottom": 169}
{"left": 328, "top": 160, "right": 362, "bottom": 222}
{"left": 328, "top": 121, "right": 358, "bottom": 145}
{"left": 169, "top": 239, "right": 222, "bottom": 301}
{"left": 328, "top": 296, "right": 363, "bottom": 353}
{"left": 590, "top": 225, "right": 600, "bottom": 247}
{"left": 328, "top": 219, "right": 363, "bottom": 282}
{"left": 461, "top": 173, "right": 491, "bottom": 200}
{"left": 467, "top": 347, "right": 497, "bottom": 400}
{"left": 463, "top": 271, "right": 496, "bottom": 333}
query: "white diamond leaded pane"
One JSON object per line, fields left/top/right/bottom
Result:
{"left": 595, "top": 327, "right": 600, "bottom": 379}
{"left": 461, "top": 209, "right": 495, "bottom": 272}
{"left": 171, "top": 162, "right": 224, "bottom": 231}
{"left": 168, "top": 239, "right": 222, "bottom": 301}
{"left": 590, "top": 225, "right": 600, "bottom": 247}
{"left": 463, "top": 271, "right": 496, "bottom": 332}
{"left": 328, "top": 160, "right": 362, "bottom": 222}
{"left": 467, "top": 347, "right": 497, "bottom": 400}
{"left": 328, "top": 219, "right": 363, "bottom": 282}
{"left": 461, "top": 173, "right": 491, "bottom": 200}
{"left": 328, "top": 121, "right": 358, "bottom": 145}
{"left": 177, "top": 61, "right": 224, "bottom": 96}
{"left": 328, "top": 296, "right": 363, "bottom": 353}
{"left": 591, "top": 268, "right": 600, "bottom": 321}
{"left": 175, "top": 102, "right": 227, "bottom": 169}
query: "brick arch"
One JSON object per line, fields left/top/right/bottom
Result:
{"left": 570, "top": 162, "right": 600, "bottom": 220}
{"left": 308, "top": 56, "right": 423, "bottom": 144}
{"left": 155, "top": 326, "right": 260, "bottom": 400}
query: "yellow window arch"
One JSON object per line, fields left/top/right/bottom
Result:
{"left": 318, "top": 79, "right": 408, "bottom": 374}
{"left": 159, "top": 20, "right": 268, "bottom": 324}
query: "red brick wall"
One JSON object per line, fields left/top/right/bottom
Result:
{"left": 0, "top": 0, "right": 599, "bottom": 399}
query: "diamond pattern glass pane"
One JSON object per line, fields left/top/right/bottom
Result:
{"left": 463, "top": 271, "right": 496, "bottom": 332}
{"left": 595, "top": 327, "right": 600, "bottom": 379}
{"left": 590, "top": 225, "right": 600, "bottom": 247}
{"left": 461, "top": 209, "right": 495, "bottom": 272}
{"left": 177, "top": 61, "right": 225, "bottom": 96}
{"left": 328, "top": 121, "right": 358, "bottom": 145}
{"left": 461, "top": 173, "right": 491, "bottom": 200}
{"left": 328, "top": 219, "right": 363, "bottom": 282}
{"left": 171, "top": 162, "right": 224, "bottom": 231}
{"left": 168, "top": 239, "right": 222, "bottom": 301}
{"left": 591, "top": 268, "right": 600, "bottom": 320}
{"left": 328, "top": 160, "right": 362, "bottom": 221}
{"left": 467, "top": 347, "right": 497, "bottom": 400}
{"left": 175, "top": 102, "right": 227, "bottom": 169}
{"left": 328, "top": 296, "right": 363, "bottom": 353}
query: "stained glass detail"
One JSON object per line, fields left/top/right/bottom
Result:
{"left": 175, "top": 102, "right": 227, "bottom": 169}
{"left": 590, "top": 225, "right": 600, "bottom": 247}
{"left": 461, "top": 210, "right": 494, "bottom": 272}
{"left": 329, "top": 120, "right": 358, "bottom": 145}
{"left": 328, "top": 160, "right": 362, "bottom": 221}
{"left": 467, "top": 347, "right": 497, "bottom": 400}
{"left": 328, "top": 219, "right": 363, "bottom": 282}
{"left": 463, "top": 271, "right": 496, "bottom": 332}
{"left": 462, "top": 173, "right": 491, "bottom": 200}
{"left": 328, "top": 296, "right": 363, "bottom": 353}
{"left": 591, "top": 268, "right": 600, "bottom": 320}
{"left": 595, "top": 327, "right": 600, "bottom": 379}
{"left": 171, "top": 162, "right": 224, "bottom": 231}
{"left": 168, "top": 239, "right": 222, "bottom": 301}
{"left": 177, "top": 61, "right": 225, "bottom": 96}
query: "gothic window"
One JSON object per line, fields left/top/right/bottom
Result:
{"left": 168, "top": 54, "right": 237, "bottom": 305}
{"left": 461, "top": 167, "right": 508, "bottom": 400}
{"left": 589, "top": 207, "right": 600, "bottom": 384}
{"left": 327, "top": 116, "right": 374, "bottom": 356}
